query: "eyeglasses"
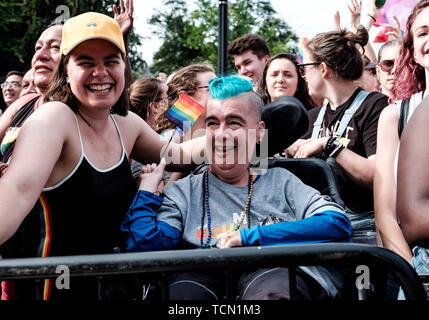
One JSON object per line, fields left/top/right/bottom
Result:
{"left": 1, "top": 81, "right": 21, "bottom": 89}
{"left": 155, "top": 96, "right": 168, "bottom": 104}
{"left": 378, "top": 59, "right": 396, "bottom": 73}
{"left": 367, "top": 68, "right": 377, "bottom": 76}
{"left": 297, "top": 62, "right": 321, "bottom": 77}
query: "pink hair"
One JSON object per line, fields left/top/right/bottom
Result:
{"left": 391, "top": 0, "right": 429, "bottom": 101}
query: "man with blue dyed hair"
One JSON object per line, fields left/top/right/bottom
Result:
{"left": 121, "top": 76, "right": 352, "bottom": 300}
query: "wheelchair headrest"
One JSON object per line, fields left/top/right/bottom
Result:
{"left": 261, "top": 96, "right": 309, "bottom": 156}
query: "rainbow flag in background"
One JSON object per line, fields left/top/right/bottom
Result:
{"left": 166, "top": 92, "right": 205, "bottom": 132}
{"left": 373, "top": 0, "right": 418, "bottom": 42}
{"left": 297, "top": 37, "right": 309, "bottom": 64}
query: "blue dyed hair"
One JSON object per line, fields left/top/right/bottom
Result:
{"left": 209, "top": 76, "right": 253, "bottom": 100}
{"left": 208, "top": 75, "right": 263, "bottom": 122}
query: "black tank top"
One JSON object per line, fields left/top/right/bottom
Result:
{"left": 0, "top": 113, "right": 137, "bottom": 299}
{"left": 42, "top": 113, "right": 137, "bottom": 256}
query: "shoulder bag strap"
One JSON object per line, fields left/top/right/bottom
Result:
{"left": 311, "top": 104, "right": 327, "bottom": 139}
{"left": 334, "top": 90, "right": 370, "bottom": 138}
{"left": 398, "top": 98, "right": 410, "bottom": 139}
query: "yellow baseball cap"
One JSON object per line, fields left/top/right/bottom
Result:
{"left": 60, "top": 12, "right": 126, "bottom": 56}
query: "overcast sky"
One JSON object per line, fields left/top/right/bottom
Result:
{"left": 134, "top": 0, "right": 382, "bottom": 65}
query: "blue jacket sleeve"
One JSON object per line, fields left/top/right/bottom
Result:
{"left": 120, "top": 190, "right": 181, "bottom": 252}
{"left": 240, "top": 210, "right": 352, "bottom": 246}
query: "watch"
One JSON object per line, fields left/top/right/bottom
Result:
{"left": 322, "top": 137, "right": 344, "bottom": 160}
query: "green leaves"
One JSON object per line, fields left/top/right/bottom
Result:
{"left": 0, "top": 0, "right": 145, "bottom": 80}
{"left": 149, "top": 0, "right": 298, "bottom": 76}
{"left": 0, "top": 0, "right": 298, "bottom": 83}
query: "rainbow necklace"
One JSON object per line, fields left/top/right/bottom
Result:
{"left": 200, "top": 168, "right": 254, "bottom": 248}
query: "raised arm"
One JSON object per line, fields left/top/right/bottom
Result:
{"left": 347, "top": 0, "right": 381, "bottom": 62}
{"left": 359, "top": 0, "right": 382, "bottom": 62}
{"left": 120, "top": 159, "right": 181, "bottom": 252}
{"left": 113, "top": 0, "right": 134, "bottom": 51}
{"left": 348, "top": 0, "right": 362, "bottom": 33}
{"left": 382, "top": 16, "right": 402, "bottom": 41}
{"left": 361, "top": 0, "right": 383, "bottom": 33}
{"left": 129, "top": 111, "right": 206, "bottom": 172}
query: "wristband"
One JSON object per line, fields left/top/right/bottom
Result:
{"left": 329, "top": 139, "right": 345, "bottom": 159}
{"left": 322, "top": 137, "right": 344, "bottom": 160}
{"left": 368, "top": 14, "right": 377, "bottom": 23}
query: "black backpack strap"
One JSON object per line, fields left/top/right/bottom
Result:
{"left": 398, "top": 98, "right": 410, "bottom": 139}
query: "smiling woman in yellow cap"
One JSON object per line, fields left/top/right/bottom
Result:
{"left": 0, "top": 11, "right": 204, "bottom": 300}
{"left": 47, "top": 12, "right": 130, "bottom": 118}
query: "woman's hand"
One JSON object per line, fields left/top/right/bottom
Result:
{"left": 294, "top": 137, "right": 328, "bottom": 159}
{"left": 113, "top": 0, "right": 134, "bottom": 38}
{"left": 285, "top": 139, "right": 311, "bottom": 158}
{"left": 333, "top": 10, "right": 341, "bottom": 32}
{"left": 138, "top": 158, "right": 166, "bottom": 194}
{"left": 348, "top": 0, "right": 362, "bottom": 33}
{"left": 216, "top": 231, "right": 242, "bottom": 249}
{"left": 383, "top": 16, "right": 402, "bottom": 40}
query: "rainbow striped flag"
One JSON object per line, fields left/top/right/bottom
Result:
{"left": 166, "top": 93, "right": 205, "bottom": 132}
{"left": 297, "top": 37, "right": 308, "bottom": 64}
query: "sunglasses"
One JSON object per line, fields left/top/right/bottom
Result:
{"left": 367, "top": 68, "right": 377, "bottom": 76}
{"left": 378, "top": 59, "right": 396, "bottom": 73}
{"left": 297, "top": 62, "right": 321, "bottom": 77}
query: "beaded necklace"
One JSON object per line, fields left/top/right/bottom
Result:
{"left": 200, "top": 168, "right": 254, "bottom": 248}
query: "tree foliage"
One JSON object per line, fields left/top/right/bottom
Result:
{"left": 0, "top": 0, "right": 145, "bottom": 79}
{"left": 149, "top": 0, "right": 299, "bottom": 75}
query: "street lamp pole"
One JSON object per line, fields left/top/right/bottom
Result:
{"left": 218, "top": 0, "right": 228, "bottom": 75}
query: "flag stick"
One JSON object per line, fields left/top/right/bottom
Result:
{"left": 159, "top": 127, "right": 177, "bottom": 161}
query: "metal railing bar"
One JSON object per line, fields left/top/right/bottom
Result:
{"left": 0, "top": 243, "right": 425, "bottom": 300}
{"left": 289, "top": 267, "right": 297, "bottom": 300}
{"left": 224, "top": 271, "right": 233, "bottom": 300}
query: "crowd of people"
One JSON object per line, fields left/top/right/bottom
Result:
{"left": 0, "top": 0, "right": 428, "bottom": 300}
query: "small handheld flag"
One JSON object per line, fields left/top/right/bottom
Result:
{"left": 166, "top": 92, "right": 205, "bottom": 133}
{"left": 297, "top": 37, "right": 309, "bottom": 64}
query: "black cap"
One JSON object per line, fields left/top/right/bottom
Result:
{"left": 261, "top": 96, "right": 309, "bottom": 156}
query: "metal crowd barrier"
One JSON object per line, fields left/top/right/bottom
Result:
{"left": 0, "top": 243, "right": 426, "bottom": 300}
